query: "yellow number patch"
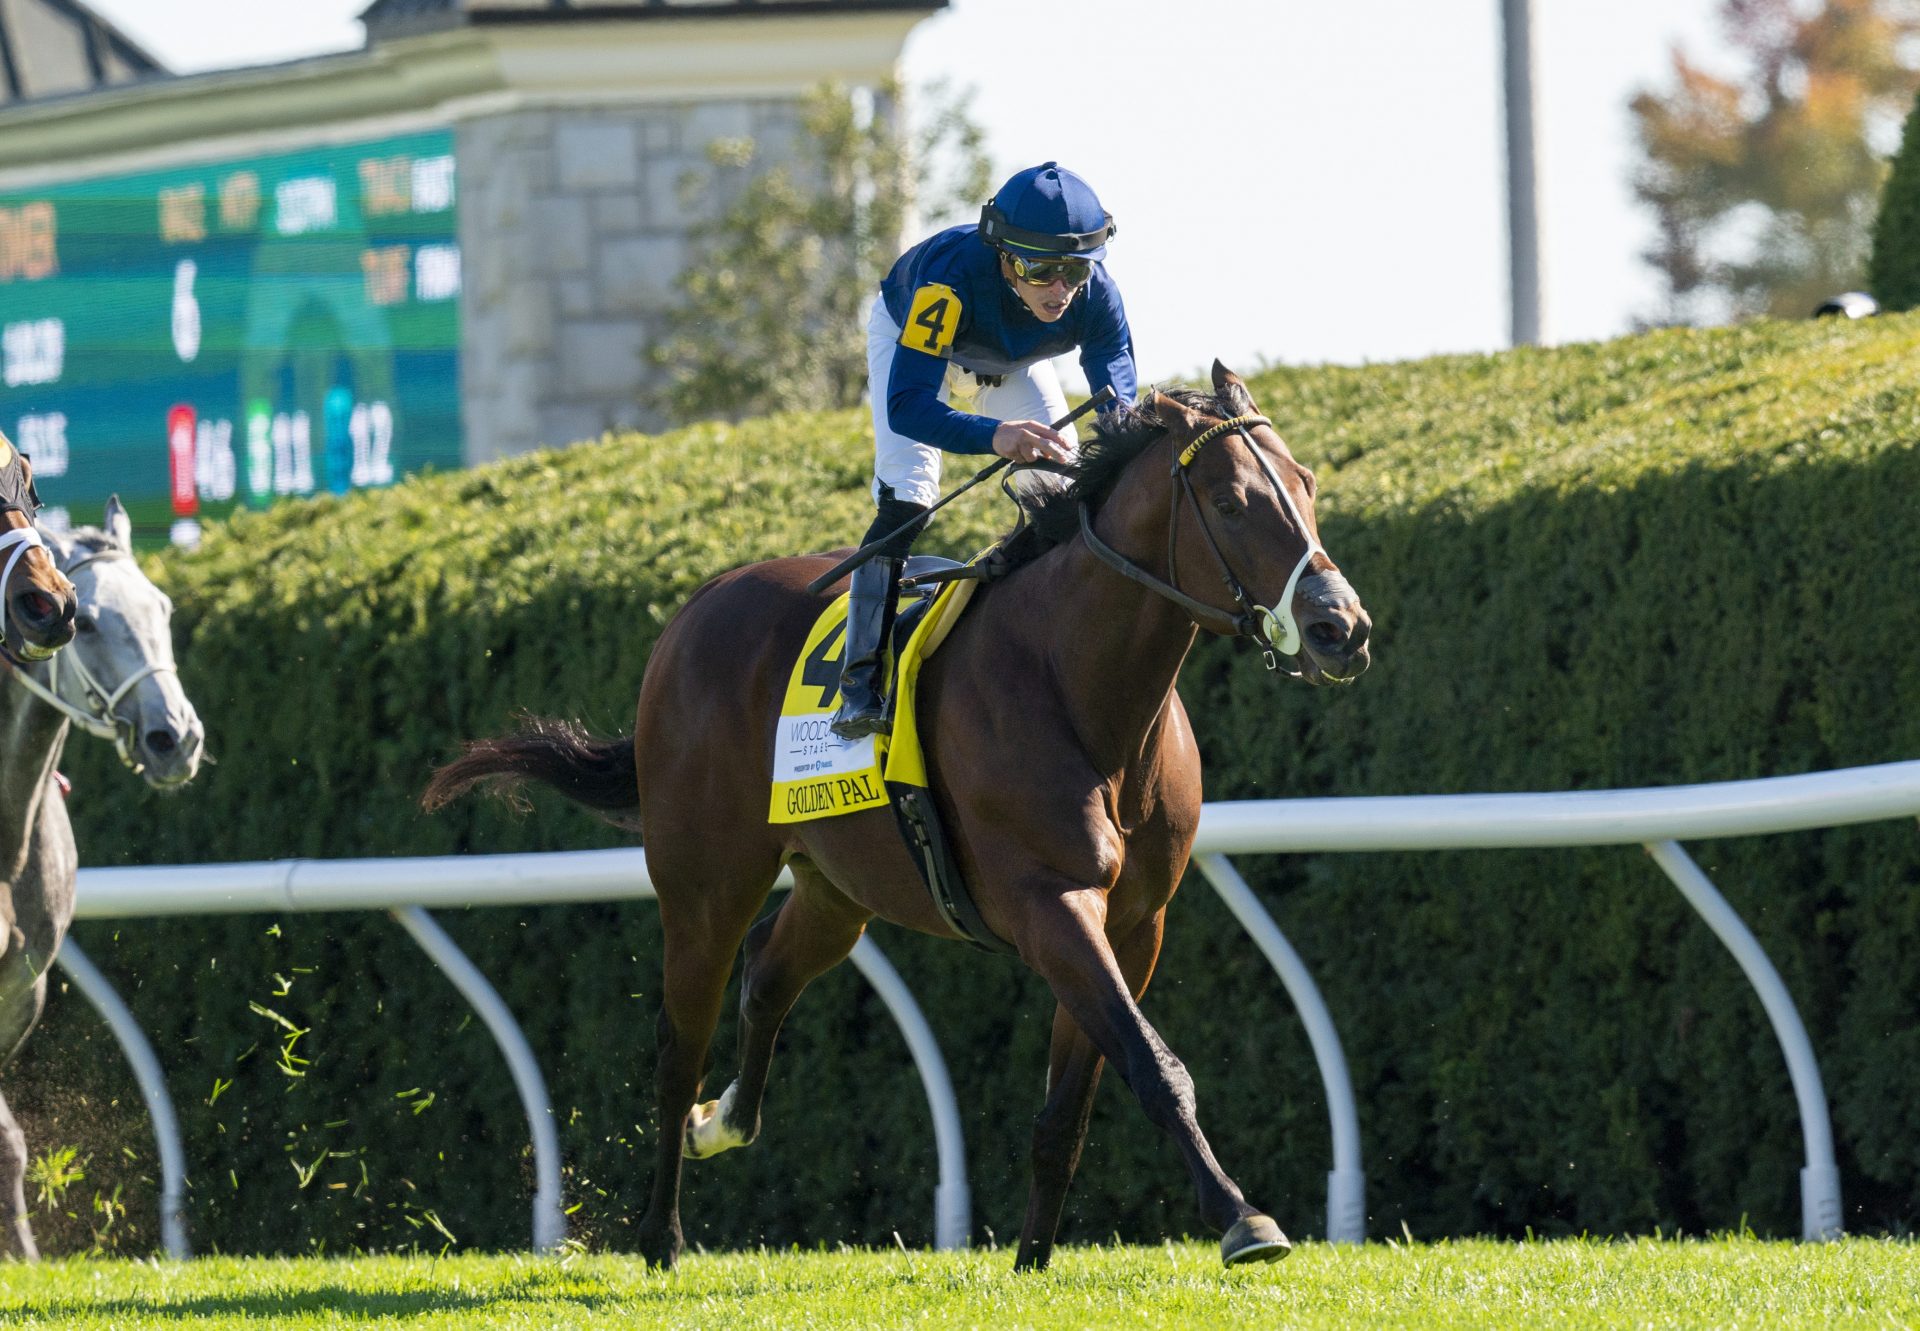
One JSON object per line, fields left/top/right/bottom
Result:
{"left": 0, "top": 432, "right": 12, "bottom": 467}
{"left": 901, "top": 283, "right": 961, "bottom": 356}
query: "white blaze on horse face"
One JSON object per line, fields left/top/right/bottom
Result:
{"left": 1253, "top": 456, "right": 1324, "bottom": 659}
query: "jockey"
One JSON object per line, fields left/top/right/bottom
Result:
{"left": 831, "top": 161, "right": 1139, "bottom": 740}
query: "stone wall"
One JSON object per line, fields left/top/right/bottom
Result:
{"left": 458, "top": 97, "right": 808, "bottom": 465}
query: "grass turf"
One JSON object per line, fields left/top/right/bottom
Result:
{"left": 0, "top": 1238, "right": 1915, "bottom": 1329}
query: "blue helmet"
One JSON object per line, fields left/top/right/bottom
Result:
{"left": 978, "top": 162, "right": 1115, "bottom": 262}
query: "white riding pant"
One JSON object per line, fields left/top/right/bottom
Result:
{"left": 865, "top": 294, "right": 1076, "bottom": 508}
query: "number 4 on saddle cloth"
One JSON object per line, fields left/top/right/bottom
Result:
{"left": 769, "top": 553, "right": 1014, "bottom": 954}
{"left": 769, "top": 554, "right": 972, "bottom": 824}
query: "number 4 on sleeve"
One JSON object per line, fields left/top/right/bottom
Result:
{"left": 901, "top": 283, "right": 961, "bottom": 355}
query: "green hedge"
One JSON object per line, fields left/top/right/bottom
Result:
{"left": 1870, "top": 90, "right": 1920, "bottom": 310}
{"left": 19, "top": 314, "right": 1920, "bottom": 1256}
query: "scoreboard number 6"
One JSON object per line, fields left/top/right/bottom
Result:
{"left": 900, "top": 283, "right": 960, "bottom": 356}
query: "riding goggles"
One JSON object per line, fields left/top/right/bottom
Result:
{"left": 1003, "top": 251, "right": 1093, "bottom": 289}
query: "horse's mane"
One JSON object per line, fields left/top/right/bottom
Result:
{"left": 59, "top": 527, "right": 119, "bottom": 559}
{"left": 998, "top": 381, "right": 1256, "bottom": 573}
{"left": 43, "top": 525, "right": 122, "bottom": 573}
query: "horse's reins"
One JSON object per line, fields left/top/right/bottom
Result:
{"left": 4, "top": 546, "right": 175, "bottom": 774}
{"left": 1076, "top": 413, "right": 1349, "bottom": 671}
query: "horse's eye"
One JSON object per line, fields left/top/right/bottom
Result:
{"left": 1212, "top": 495, "right": 1243, "bottom": 520}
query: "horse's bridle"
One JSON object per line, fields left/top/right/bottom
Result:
{"left": 1074, "top": 413, "right": 1330, "bottom": 670}
{"left": 6, "top": 546, "right": 176, "bottom": 773}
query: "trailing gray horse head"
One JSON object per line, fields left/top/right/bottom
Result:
{"left": 29, "top": 497, "right": 204, "bottom": 788}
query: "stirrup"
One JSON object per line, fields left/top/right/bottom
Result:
{"left": 830, "top": 705, "right": 891, "bottom": 741}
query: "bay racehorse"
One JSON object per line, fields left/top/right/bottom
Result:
{"left": 425, "top": 363, "right": 1371, "bottom": 1270}
{"left": 0, "top": 498, "right": 205, "bottom": 1257}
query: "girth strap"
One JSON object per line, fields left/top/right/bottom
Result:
{"left": 890, "top": 785, "right": 1018, "bottom": 955}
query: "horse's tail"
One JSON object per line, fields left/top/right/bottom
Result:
{"left": 421, "top": 714, "right": 640, "bottom": 830}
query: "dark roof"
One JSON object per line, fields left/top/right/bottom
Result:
{"left": 0, "top": 0, "right": 166, "bottom": 106}
{"left": 359, "top": 0, "right": 945, "bottom": 42}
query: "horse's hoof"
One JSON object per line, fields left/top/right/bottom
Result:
{"left": 1011, "top": 1248, "right": 1051, "bottom": 1273}
{"left": 638, "top": 1238, "right": 681, "bottom": 1271}
{"left": 1221, "top": 1213, "right": 1292, "bottom": 1267}
{"left": 635, "top": 1221, "right": 683, "bottom": 1271}
{"left": 683, "top": 1083, "right": 749, "bottom": 1160}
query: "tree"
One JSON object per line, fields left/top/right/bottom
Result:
{"left": 1867, "top": 89, "right": 1920, "bottom": 307}
{"left": 1630, "top": 0, "right": 1920, "bottom": 324}
{"left": 647, "top": 82, "right": 989, "bottom": 424}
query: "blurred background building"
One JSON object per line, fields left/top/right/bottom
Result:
{"left": 0, "top": 0, "right": 942, "bottom": 544}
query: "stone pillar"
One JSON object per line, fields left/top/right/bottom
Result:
{"left": 458, "top": 97, "right": 809, "bottom": 466}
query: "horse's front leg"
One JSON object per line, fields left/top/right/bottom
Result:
{"left": 0, "top": 1088, "right": 37, "bottom": 1260}
{"left": 1013, "top": 910, "right": 1165, "bottom": 1271}
{"left": 1012, "top": 1004, "right": 1103, "bottom": 1271}
{"left": 0, "top": 936, "right": 45, "bottom": 1261}
{"left": 1017, "top": 887, "right": 1290, "bottom": 1266}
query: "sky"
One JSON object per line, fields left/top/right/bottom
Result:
{"left": 86, "top": 0, "right": 1739, "bottom": 387}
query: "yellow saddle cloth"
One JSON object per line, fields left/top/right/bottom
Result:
{"left": 768, "top": 576, "right": 978, "bottom": 824}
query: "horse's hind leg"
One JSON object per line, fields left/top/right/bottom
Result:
{"left": 686, "top": 860, "right": 869, "bottom": 1160}
{"left": 1022, "top": 889, "right": 1288, "bottom": 1266}
{"left": 634, "top": 848, "right": 782, "bottom": 1270}
{"left": 0, "top": 1089, "right": 37, "bottom": 1260}
{"left": 1013, "top": 912, "right": 1163, "bottom": 1272}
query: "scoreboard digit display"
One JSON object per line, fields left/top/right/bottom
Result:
{"left": 0, "top": 128, "right": 462, "bottom": 546}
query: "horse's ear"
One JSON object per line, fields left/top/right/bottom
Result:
{"left": 1211, "top": 360, "right": 1256, "bottom": 414}
{"left": 105, "top": 495, "right": 132, "bottom": 551}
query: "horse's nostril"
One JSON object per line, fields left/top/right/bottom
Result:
{"left": 16, "top": 591, "right": 55, "bottom": 626}
{"left": 146, "top": 730, "right": 177, "bottom": 756}
{"left": 1306, "top": 620, "right": 1348, "bottom": 651}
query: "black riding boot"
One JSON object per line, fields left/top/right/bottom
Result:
{"left": 830, "top": 556, "right": 904, "bottom": 740}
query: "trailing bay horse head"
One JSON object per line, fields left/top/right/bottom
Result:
{"left": 0, "top": 437, "right": 75, "bottom": 666}
{"left": 34, "top": 498, "right": 204, "bottom": 788}
{"left": 425, "top": 363, "right": 1371, "bottom": 1273}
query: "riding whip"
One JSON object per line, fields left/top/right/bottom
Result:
{"left": 806, "top": 385, "right": 1115, "bottom": 595}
